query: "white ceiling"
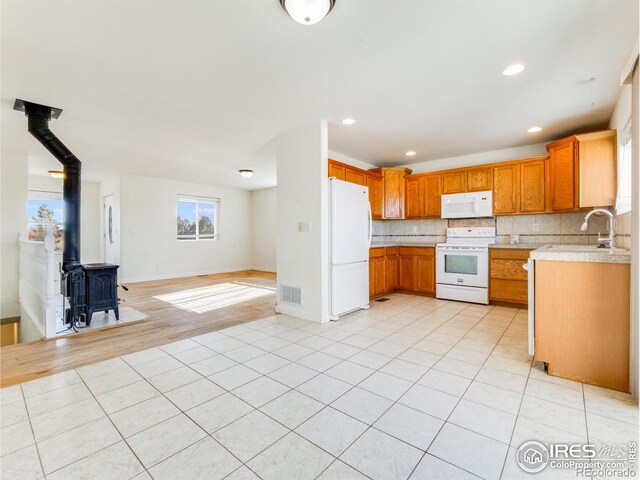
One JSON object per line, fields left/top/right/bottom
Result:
{"left": 1, "top": 0, "right": 637, "bottom": 189}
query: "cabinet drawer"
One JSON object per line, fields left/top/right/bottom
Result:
{"left": 398, "top": 246, "right": 435, "bottom": 256}
{"left": 490, "top": 259, "right": 528, "bottom": 281}
{"left": 490, "top": 279, "right": 528, "bottom": 304}
{"left": 489, "top": 248, "right": 532, "bottom": 261}
{"left": 385, "top": 247, "right": 399, "bottom": 256}
{"left": 370, "top": 248, "right": 386, "bottom": 258}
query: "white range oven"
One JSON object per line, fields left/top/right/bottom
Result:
{"left": 436, "top": 227, "right": 496, "bottom": 305}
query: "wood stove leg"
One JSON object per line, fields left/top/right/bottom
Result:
{"left": 114, "top": 305, "right": 120, "bottom": 320}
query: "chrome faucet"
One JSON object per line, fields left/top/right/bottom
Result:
{"left": 580, "top": 209, "right": 615, "bottom": 248}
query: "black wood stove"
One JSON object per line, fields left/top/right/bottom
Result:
{"left": 83, "top": 263, "right": 120, "bottom": 325}
{"left": 15, "top": 99, "right": 122, "bottom": 329}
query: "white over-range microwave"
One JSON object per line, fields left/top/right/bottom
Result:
{"left": 441, "top": 190, "right": 493, "bottom": 219}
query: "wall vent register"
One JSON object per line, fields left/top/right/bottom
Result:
{"left": 281, "top": 285, "right": 302, "bottom": 305}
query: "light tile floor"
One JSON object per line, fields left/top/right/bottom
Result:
{"left": 2, "top": 294, "right": 638, "bottom": 480}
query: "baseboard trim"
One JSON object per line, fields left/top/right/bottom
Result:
{"left": 252, "top": 267, "right": 277, "bottom": 273}
{"left": 275, "top": 303, "right": 328, "bottom": 324}
{"left": 121, "top": 266, "right": 260, "bottom": 284}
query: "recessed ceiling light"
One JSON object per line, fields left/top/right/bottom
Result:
{"left": 405, "top": 151, "right": 416, "bottom": 157}
{"left": 48, "top": 170, "right": 64, "bottom": 179}
{"left": 503, "top": 64, "right": 525, "bottom": 76}
{"left": 342, "top": 118, "right": 356, "bottom": 125}
{"left": 239, "top": 169, "right": 254, "bottom": 178}
{"left": 527, "top": 126, "right": 543, "bottom": 133}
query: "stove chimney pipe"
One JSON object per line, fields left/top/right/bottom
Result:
{"left": 13, "top": 99, "right": 81, "bottom": 271}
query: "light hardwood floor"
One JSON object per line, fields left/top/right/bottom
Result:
{"left": 0, "top": 270, "right": 276, "bottom": 387}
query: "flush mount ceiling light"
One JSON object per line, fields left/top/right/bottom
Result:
{"left": 239, "top": 169, "right": 254, "bottom": 178}
{"left": 279, "top": 0, "right": 336, "bottom": 25}
{"left": 527, "top": 126, "right": 543, "bottom": 133}
{"left": 48, "top": 170, "right": 65, "bottom": 179}
{"left": 342, "top": 118, "right": 356, "bottom": 125}
{"left": 503, "top": 64, "right": 525, "bottom": 76}
{"left": 405, "top": 151, "right": 417, "bottom": 157}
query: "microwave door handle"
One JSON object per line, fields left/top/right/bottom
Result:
{"left": 473, "top": 197, "right": 479, "bottom": 214}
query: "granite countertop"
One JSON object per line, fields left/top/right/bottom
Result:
{"left": 530, "top": 245, "right": 631, "bottom": 264}
{"left": 370, "top": 242, "right": 437, "bottom": 248}
{"left": 489, "top": 243, "right": 546, "bottom": 250}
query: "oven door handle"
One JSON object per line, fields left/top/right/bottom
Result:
{"left": 436, "top": 247, "right": 487, "bottom": 252}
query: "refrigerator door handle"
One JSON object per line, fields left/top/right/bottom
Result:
{"left": 367, "top": 202, "right": 373, "bottom": 248}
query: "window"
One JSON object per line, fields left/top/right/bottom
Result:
{"left": 28, "top": 191, "right": 64, "bottom": 249}
{"left": 177, "top": 196, "right": 219, "bottom": 240}
{"left": 616, "top": 118, "right": 632, "bottom": 215}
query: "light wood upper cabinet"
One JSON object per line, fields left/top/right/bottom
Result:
{"left": 424, "top": 174, "right": 442, "bottom": 218}
{"left": 328, "top": 160, "right": 346, "bottom": 180}
{"left": 493, "top": 164, "right": 520, "bottom": 215}
{"left": 520, "top": 158, "right": 546, "bottom": 213}
{"left": 547, "top": 139, "right": 577, "bottom": 211}
{"left": 442, "top": 171, "right": 467, "bottom": 194}
{"left": 405, "top": 176, "right": 425, "bottom": 218}
{"left": 345, "top": 168, "right": 367, "bottom": 186}
{"left": 467, "top": 168, "right": 493, "bottom": 192}
{"left": 370, "top": 167, "right": 412, "bottom": 219}
{"left": 367, "top": 172, "right": 384, "bottom": 219}
{"left": 547, "top": 130, "right": 617, "bottom": 212}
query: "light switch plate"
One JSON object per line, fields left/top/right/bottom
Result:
{"left": 532, "top": 224, "right": 540, "bottom": 232}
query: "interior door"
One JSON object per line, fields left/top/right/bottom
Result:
{"left": 103, "top": 194, "right": 119, "bottom": 265}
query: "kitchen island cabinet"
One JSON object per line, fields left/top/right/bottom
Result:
{"left": 534, "top": 259, "right": 630, "bottom": 392}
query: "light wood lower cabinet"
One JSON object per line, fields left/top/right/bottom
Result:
{"left": 385, "top": 247, "right": 399, "bottom": 291}
{"left": 535, "top": 260, "right": 630, "bottom": 392}
{"left": 369, "top": 248, "right": 386, "bottom": 298}
{"left": 370, "top": 246, "right": 434, "bottom": 298}
{"left": 398, "top": 247, "right": 435, "bottom": 294}
{"left": 489, "top": 248, "right": 532, "bottom": 306}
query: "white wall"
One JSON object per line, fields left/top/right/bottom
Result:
{"left": 1, "top": 152, "right": 28, "bottom": 318}
{"left": 28, "top": 175, "right": 103, "bottom": 263}
{"left": 251, "top": 187, "right": 277, "bottom": 272}
{"left": 119, "top": 174, "right": 252, "bottom": 282}
{"left": 405, "top": 142, "right": 548, "bottom": 173}
{"left": 276, "top": 122, "right": 329, "bottom": 323}
{"left": 328, "top": 150, "right": 376, "bottom": 171}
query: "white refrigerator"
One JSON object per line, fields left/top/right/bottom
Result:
{"left": 329, "top": 178, "right": 371, "bottom": 320}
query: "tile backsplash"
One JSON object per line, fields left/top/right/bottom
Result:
{"left": 373, "top": 210, "right": 621, "bottom": 246}
{"left": 615, "top": 211, "right": 632, "bottom": 250}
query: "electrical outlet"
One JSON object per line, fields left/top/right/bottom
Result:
{"left": 532, "top": 223, "right": 540, "bottom": 232}
{"left": 412, "top": 226, "right": 418, "bottom": 234}
{"left": 297, "top": 222, "right": 311, "bottom": 233}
